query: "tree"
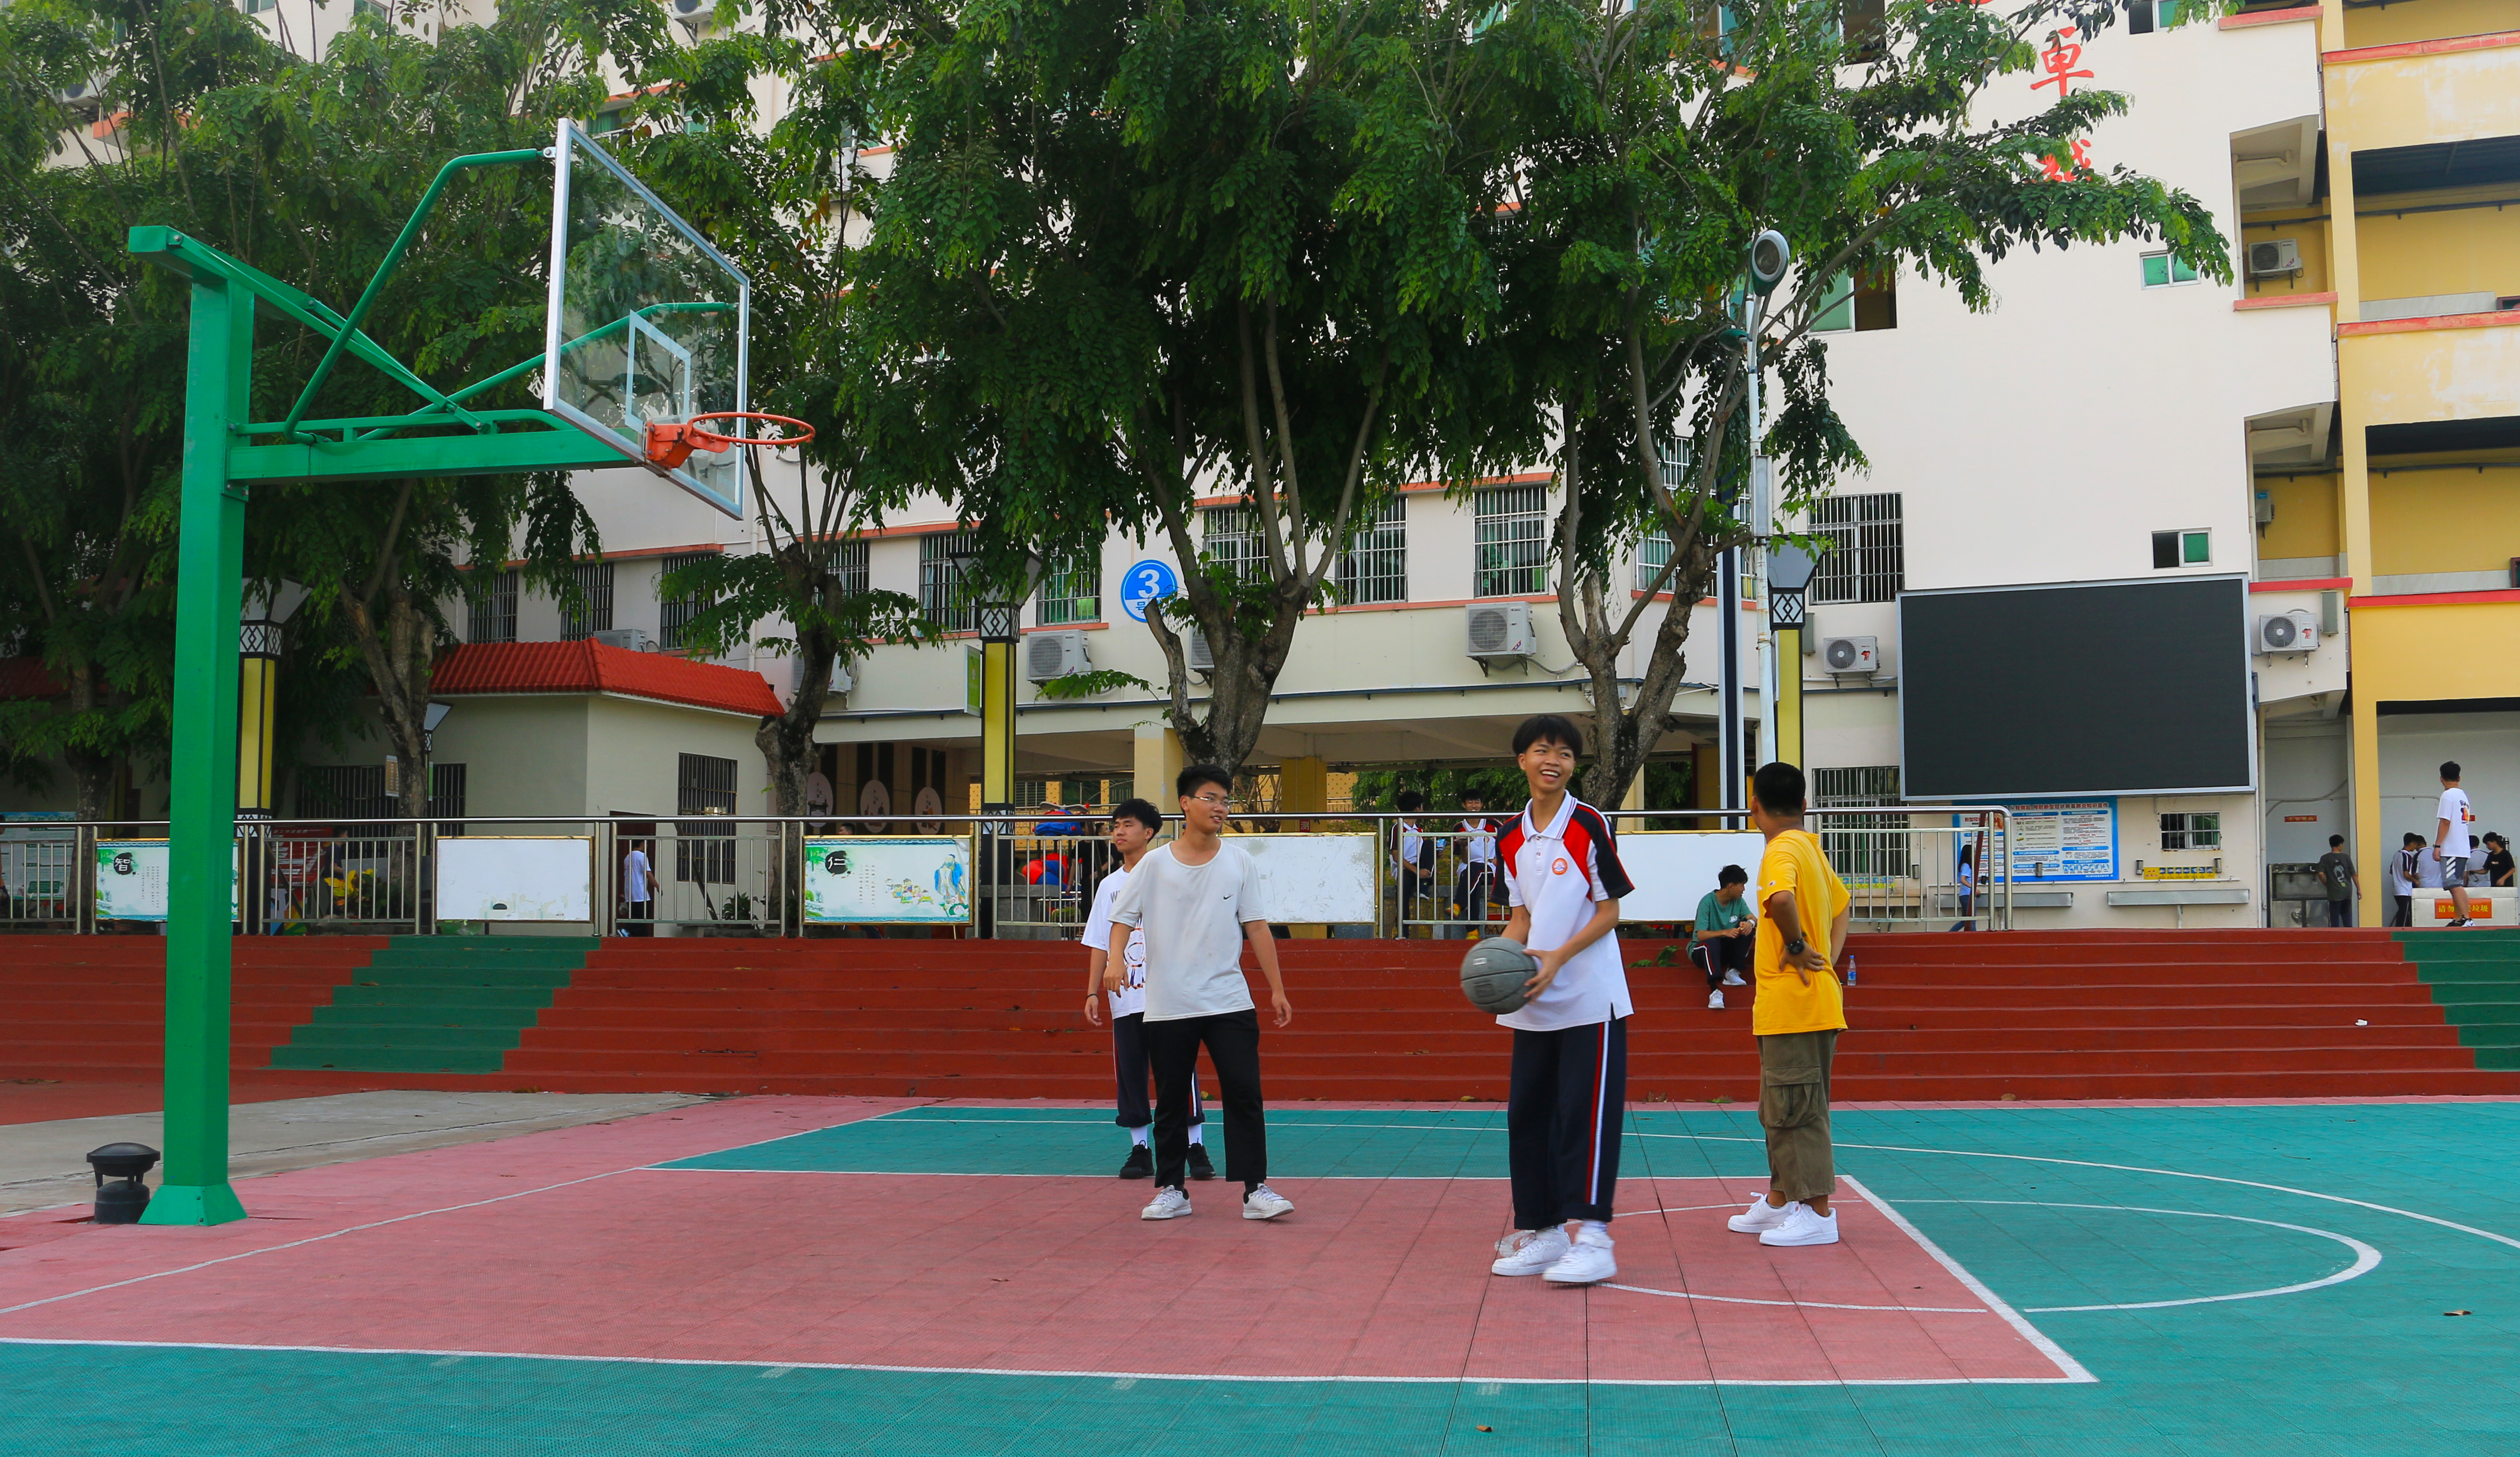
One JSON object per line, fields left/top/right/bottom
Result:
{"left": 1464, "top": 0, "right": 2227, "bottom": 805}
{"left": 833, "top": 0, "right": 1531, "bottom": 776}
{"left": 0, "top": 0, "right": 680, "bottom": 819}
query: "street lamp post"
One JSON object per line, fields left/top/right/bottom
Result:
{"left": 1744, "top": 230, "right": 1791, "bottom": 776}
{"left": 236, "top": 582, "right": 306, "bottom": 936}
{"left": 1765, "top": 544, "right": 1818, "bottom": 770}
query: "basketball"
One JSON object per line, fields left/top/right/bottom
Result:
{"left": 1460, "top": 937, "right": 1538, "bottom": 1014}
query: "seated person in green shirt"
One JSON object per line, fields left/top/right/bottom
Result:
{"left": 1690, "top": 864, "right": 1756, "bottom": 1010}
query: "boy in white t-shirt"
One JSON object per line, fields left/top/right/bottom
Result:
{"left": 1109, "top": 764, "right": 1296, "bottom": 1223}
{"left": 2437, "top": 761, "right": 2477, "bottom": 926}
{"left": 1486, "top": 715, "right": 1635, "bottom": 1286}
{"left": 1081, "top": 798, "right": 1210, "bottom": 1180}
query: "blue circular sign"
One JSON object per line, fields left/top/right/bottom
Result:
{"left": 1119, "top": 559, "right": 1180, "bottom": 622}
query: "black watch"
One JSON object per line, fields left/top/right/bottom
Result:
{"left": 1785, "top": 937, "right": 1806, "bottom": 958}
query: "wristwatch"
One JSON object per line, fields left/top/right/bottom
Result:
{"left": 1785, "top": 937, "right": 1806, "bottom": 958}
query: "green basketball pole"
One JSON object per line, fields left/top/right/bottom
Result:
{"left": 146, "top": 267, "right": 255, "bottom": 1225}
{"left": 125, "top": 139, "right": 665, "bottom": 1224}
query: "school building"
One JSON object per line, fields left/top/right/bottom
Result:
{"left": 12, "top": 0, "right": 2513, "bottom": 930}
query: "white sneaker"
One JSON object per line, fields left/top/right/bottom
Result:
{"left": 1242, "top": 1184, "right": 1295, "bottom": 1220}
{"left": 1759, "top": 1203, "right": 1840, "bottom": 1247}
{"left": 1543, "top": 1230, "right": 1617, "bottom": 1285}
{"left": 1141, "top": 1186, "right": 1193, "bottom": 1220}
{"left": 1721, "top": 971, "right": 1747, "bottom": 986}
{"left": 1490, "top": 1226, "right": 1570, "bottom": 1276}
{"left": 1727, "top": 1195, "right": 1793, "bottom": 1234}
{"left": 1707, "top": 989, "right": 1726, "bottom": 1009}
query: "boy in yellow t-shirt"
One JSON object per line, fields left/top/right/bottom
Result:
{"left": 1724, "top": 762, "right": 1852, "bottom": 1249}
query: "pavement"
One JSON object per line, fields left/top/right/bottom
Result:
{"left": 0, "top": 1089, "right": 713, "bottom": 1216}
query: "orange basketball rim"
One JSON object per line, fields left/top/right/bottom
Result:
{"left": 643, "top": 411, "right": 816, "bottom": 471}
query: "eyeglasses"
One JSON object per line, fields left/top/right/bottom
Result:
{"left": 1188, "top": 794, "right": 1231, "bottom": 808}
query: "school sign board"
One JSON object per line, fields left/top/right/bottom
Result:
{"left": 95, "top": 840, "right": 241, "bottom": 922}
{"left": 804, "top": 836, "right": 973, "bottom": 923}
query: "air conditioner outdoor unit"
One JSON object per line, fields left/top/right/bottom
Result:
{"left": 2253, "top": 610, "right": 2318, "bottom": 655}
{"left": 591, "top": 627, "right": 656, "bottom": 653}
{"left": 1819, "top": 635, "right": 1879, "bottom": 675}
{"left": 2247, "top": 239, "right": 2302, "bottom": 278}
{"left": 786, "top": 654, "right": 853, "bottom": 695}
{"left": 54, "top": 78, "right": 98, "bottom": 105}
{"left": 1186, "top": 626, "right": 1214, "bottom": 672}
{"left": 1465, "top": 601, "right": 1536, "bottom": 662}
{"left": 1024, "top": 629, "right": 1091, "bottom": 683}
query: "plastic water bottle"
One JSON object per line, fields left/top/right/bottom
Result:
{"left": 1843, "top": 955, "right": 1857, "bottom": 987}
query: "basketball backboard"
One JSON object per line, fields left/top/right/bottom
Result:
{"left": 543, "top": 118, "right": 750, "bottom": 517}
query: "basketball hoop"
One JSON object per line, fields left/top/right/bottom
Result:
{"left": 643, "top": 411, "right": 816, "bottom": 471}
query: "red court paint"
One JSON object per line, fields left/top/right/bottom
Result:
{"left": 0, "top": 1099, "right": 2072, "bottom": 1386}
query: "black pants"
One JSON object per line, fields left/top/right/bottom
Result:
{"left": 1110, "top": 1011, "right": 1205, "bottom": 1130}
{"left": 2326, "top": 897, "right": 2352, "bottom": 928}
{"left": 2392, "top": 895, "right": 2413, "bottom": 928}
{"left": 1506, "top": 1018, "right": 1627, "bottom": 1228}
{"left": 1688, "top": 934, "right": 1752, "bottom": 990}
{"left": 622, "top": 901, "right": 653, "bottom": 937}
{"left": 1452, "top": 862, "right": 1495, "bottom": 926}
{"left": 1149, "top": 1009, "right": 1265, "bottom": 1191}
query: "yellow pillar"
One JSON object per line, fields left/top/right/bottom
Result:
{"left": 1133, "top": 723, "right": 1185, "bottom": 807}
{"left": 980, "top": 639, "right": 1018, "bottom": 808}
{"left": 235, "top": 650, "right": 278, "bottom": 816}
{"left": 1773, "top": 624, "right": 1804, "bottom": 769}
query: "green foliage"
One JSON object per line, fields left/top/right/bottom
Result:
{"left": 1034, "top": 669, "right": 1158, "bottom": 703}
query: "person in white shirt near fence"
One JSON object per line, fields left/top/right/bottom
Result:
{"left": 2437, "top": 762, "right": 2477, "bottom": 927}
{"left": 1111, "top": 764, "right": 1296, "bottom": 1224}
{"left": 1081, "top": 798, "right": 1211, "bottom": 1182}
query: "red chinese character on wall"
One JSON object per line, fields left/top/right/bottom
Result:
{"left": 2033, "top": 26, "right": 2095, "bottom": 98}
{"left": 2038, "top": 139, "right": 2094, "bottom": 181}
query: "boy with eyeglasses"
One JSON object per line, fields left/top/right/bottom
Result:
{"left": 1110, "top": 764, "right": 1297, "bottom": 1222}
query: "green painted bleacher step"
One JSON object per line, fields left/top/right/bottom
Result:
{"left": 2395, "top": 928, "right": 2520, "bottom": 1071}
{"left": 268, "top": 937, "right": 600, "bottom": 1075}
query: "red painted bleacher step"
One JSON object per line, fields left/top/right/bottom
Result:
{"left": 5, "top": 929, "right": 2514, "bottom": 1102}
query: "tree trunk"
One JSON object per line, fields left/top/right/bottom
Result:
{"left": 61, "top": 662, "right": 116, "bottom": 821}
{"left": 757, "top": 617, "right": 839, "bottom": 929}
{"left": 343, "top": 578, "right": 436, "bottom": 821}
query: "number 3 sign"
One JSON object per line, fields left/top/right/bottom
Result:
{"left": 1120, "top": 559, "right": 1180, "bottom": 622}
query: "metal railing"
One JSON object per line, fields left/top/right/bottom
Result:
{"left": 0, "top": 804, "right": 2011, "bottom": 937}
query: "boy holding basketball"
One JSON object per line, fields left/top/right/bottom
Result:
{"left": 1727, "top": 761, "right": 1852, "bottom": 1248}
{"left": 1488, "top": 714, "right": 1634, "bottom": 1285}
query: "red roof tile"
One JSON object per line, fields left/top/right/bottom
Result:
{"left": 431, "top": 641, "right": 781, "bottom": 717}
{"left": 0, "top": 658, "right": 66, "bottom": 700}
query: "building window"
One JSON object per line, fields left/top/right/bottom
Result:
{"left": 466, "top": 570, "right": 518, "bottom": 644}
{"left": 656, "top": 552, "right": 716, "bottom": 651}
{"left": 1036, "top": 552, "right": 1101, "bottom": 625}
{"left": 2152, "top": 529, "right": 2210, "bottom": 568}
{"left": 298, "top": 763, "right": 465, "bottom": 820}
{"left": 2160, "top": 812, "right": 2220, "bottom": 850}
{"left": 1841, "top": 0, "right": 1886, "bottom": 60}
{"left": 242, "top": 0, "right": 277, "bottom": 11}
{"left": 1335, "top": 500, "right": 1408, "bottom": 605}
{"left": 2140, "top": 251, "right": 2199, "bottom": 288}
{"left": 1637, "top": 527, "right": 1674, "bottom": 593}
{"left": 2126, "top": 0, "right": 2180, "bottom": 34}
{"left": 1813, "top": 765, "right": 1905, "bottom": 878}
{"left": 1810, "top": 493, "right": 1903, "bottom": 604}
{"left": 561, "top": 561, "right": 614, "bottom": 640}
{"left": 676, "top": 752, "right": 739, "bottom": 885}
{"left": 920, "top": 531, "right": 976, "bottom": 633}
{"left": 1201, "top": 506, "right": 1268, "bottom": 582}
{"left": 1475, "top": 484, "right": 1550, "bottom": 597}
{"left": 831, "top": 538, "right": 869, "bottom": 597}
{"left": 1813, "top": 271, "right": 1897, "bottom": 332}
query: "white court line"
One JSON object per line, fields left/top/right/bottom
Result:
{"left": 0, "top": 1165, "right": 643, "bottom": 1319}
{"left": 1896, "top": 1200, "right": 2384, "bottom": 1312}
{"left": 1633, "top": 1132, "right": 2520, "bottom": 1256}
{"left": 1844, "top": 1176, "right": 2098, "bottom": 1384}
{"left": 0, "top": 1335, "right": 2080, "bottom": 1387}
{"left": 1605, "top": 1285, "right": 1985, "bottom": 1314}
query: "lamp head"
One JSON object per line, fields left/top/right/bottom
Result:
{"left": 1747, "top": 230, "right": 1792, "bottom": 297}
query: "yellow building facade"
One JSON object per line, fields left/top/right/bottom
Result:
{"left": 2292, "top": 1, "right": 2520, "bottom": 920}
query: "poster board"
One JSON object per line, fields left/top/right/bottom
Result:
{"left": 435, "top": 835, "right": 595, "bottom": 922}
{"left": 1234, "top": 833, "right": 1378, "bottom": 925}
{"left": 1609, "top": 831, "right": 1768, "bottom": 923}
{"left": 94, "top": 840, "right": 242, "bottom": 922}
{"left": 2002, "top": 800, "right": 2117, "bottom": 883}
{"left": 804, "top": 836, "right": 973, "bottom": 923}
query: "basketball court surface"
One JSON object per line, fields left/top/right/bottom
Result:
{"left": 5, "top": 1095, "right": 2517, "bottom": 1453}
